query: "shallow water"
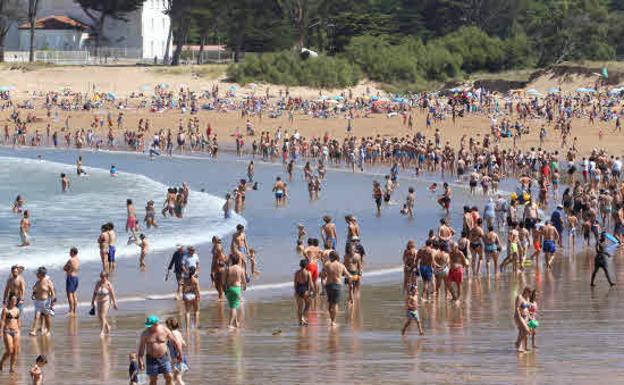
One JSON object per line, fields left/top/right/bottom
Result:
{"left": 3, "top": 249, "right": 624, "bottom": 385}
{"left": 1, "top": 148, "right": 622, "bottom": 384}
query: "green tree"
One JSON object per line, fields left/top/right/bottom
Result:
{"left": 27, "top": 0, "right": 40, "bottom": 62}
{"left": 0, "top": 0, "right": 25, "bottom": 62}
{"left": 74, "top": 0, "right": 147, "bottom": 57}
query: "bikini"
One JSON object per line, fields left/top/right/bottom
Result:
{"left": 3, "top": 310, "right": 19, "bottom": 336}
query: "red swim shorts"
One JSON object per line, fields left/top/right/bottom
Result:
{"left": 306, "top": 262, "right": 318, "bottom": 282}
{"left": 448, "top": 267, "right": 464, "bottom": 284}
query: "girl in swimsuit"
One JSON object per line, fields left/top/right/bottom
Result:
{"left": 91, "top": 273, "right": 118, "bottom": 336}
{"left": 182, "top": 270, "right": 201, "bottom": 330}
{"left": 514, "top": 286, "right": 532, "bottom": 352}
{"left": 294, "top": 259, "right": 312, "bottom": 325}
{"left": 0, "top": 293, "right": 20, "bottom": 372}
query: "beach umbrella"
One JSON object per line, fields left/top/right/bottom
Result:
{"left": 332, "top": 95, "right": 344, "bottom": 101}
{"left": 229, "top": 85, "right": 238, "bottom": 92}
{"left": 449, "top": 87, "right": 462, "bottom": 93}
{"left": 609, "top": 87, "right": 624, "bottom": 95}
{"left": 159, "top": 83, "right": 169, "bottom": 89}
{"left": 392, "top": 97, "right": 407, "bottom": 103}
{"left": 370, "top": 95, "right": 379, "bottom": 101}
{"left": 527, "top": 88, "right": 541, "bottom": 96}
{"left": 547, "top": 87, "right": 560, "bottom": 94}
{"left": 576, "top": 88, "right": 596, "bottom": 93}
{"left": 0, "top": 86, "right": 9, "bottom": 92}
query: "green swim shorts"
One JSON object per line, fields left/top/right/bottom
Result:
{"left": 226, "top": 286, "right": 242, "bottom": 309}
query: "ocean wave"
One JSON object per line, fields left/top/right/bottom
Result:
{"left": 0, "top": 156, "right": 244, "bottom": 270}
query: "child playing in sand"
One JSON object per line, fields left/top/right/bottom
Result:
{"left": 128, "top": 352, "right": 139, "bottom": 385}
{"left": 401, "top": 285, "right": 424, "bottom": 336}
{"left": 30, "top": 355, "right": 47, "bottom": 385}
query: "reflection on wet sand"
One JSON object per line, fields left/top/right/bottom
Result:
{"left": 1, "top": 254, "right": 623, "bottom": 384}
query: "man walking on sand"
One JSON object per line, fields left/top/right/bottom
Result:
{"left": 63, "top": 247, "right": 80, "bottom": 316}
{"left": 321, "top": 251, "right": 351, "bottom": 327}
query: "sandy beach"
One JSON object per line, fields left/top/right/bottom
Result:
{"left": 1, "top": 66, "right": 623, "bottom": 156}
{"left": 1, "top": 65, "right": 624, "bottom": 385}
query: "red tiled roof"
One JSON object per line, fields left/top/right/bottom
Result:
{"left": 19, "top": 16, "right": 88, "bottom": 30}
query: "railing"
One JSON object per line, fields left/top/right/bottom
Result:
{"left": 3, "top": 48, "right": 241, "bottom": 65}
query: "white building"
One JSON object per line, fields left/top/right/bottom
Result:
{"left": 6, "top": 0, "right": 171, "bottom": 60}
{"left": 19, "top": 15, "right": 89, "bottom": 51}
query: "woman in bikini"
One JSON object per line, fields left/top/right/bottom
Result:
{"left": 182, "top": 268, "right": 201, "bottom": 331}
{"left": 0, "top": 293, "right": 21, "bottom": 372}
{"left": 211, "top": 237, "right": 227, "bottom": 300}
{"left": 91, "top": 272, "right": 118, "bottom": 336}
{"left": 514, "top": 286, "right": 532, "bottom": 352}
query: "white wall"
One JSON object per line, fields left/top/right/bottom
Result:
{"left": 3, "top": 0, "right": 171, "bottom": 58}
{"left": 141, "top": 0, "right": 171, "bottom": 59}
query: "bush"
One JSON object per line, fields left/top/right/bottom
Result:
{"left": 227, "top": 52, "right": 361, "bottom": 88}
{"left": 435, "top": 26, "right": 506, "bottom": 72}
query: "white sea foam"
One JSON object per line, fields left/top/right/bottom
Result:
{"left": 0, "top": 156, "right": 244, "bottom": 270}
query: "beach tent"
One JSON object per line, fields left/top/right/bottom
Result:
{"left": 527, "top": 88, "right": 542, "bottom": 96}
{"left": 332, "top": 95, "right": 344, "bottom": 101}
{"left": 547, "top": 87, "right": 560, "bottom": 94}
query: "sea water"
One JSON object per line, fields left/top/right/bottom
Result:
{"left": 0, "top": 155, "right": 244, "bottom": 270}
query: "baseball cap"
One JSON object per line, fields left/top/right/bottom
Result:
{"left": 144, "top": 314, "right": 160, "bottom": 327}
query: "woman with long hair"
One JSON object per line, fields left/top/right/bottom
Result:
{"left": 0, "top": 293, "right": 21, "bottom": 372}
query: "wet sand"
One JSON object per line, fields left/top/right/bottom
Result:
{"left": 2, "top": 246, "right": 623, "bottom": 385}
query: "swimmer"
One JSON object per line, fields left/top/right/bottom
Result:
{"left": 11, "top": 194, "right": 25, "bottom": 214}
{"left": 144, "top": 200, "right": 159, "bottom": 229}
{"left": 320, "top": 216, "right": 337, "bottom": 250}
{"left": 19, "top": 210, "right": 31, "bottom": 247}
{"left": 272, "top": 177, "right": 288, "bottom": 206}
{"left": 60, "top": 173, "right": 70, "bottom": 193}
{"left": 405, "top": 187, "right": 415, "bottom": 217}
{"left": 76, "top": 156, "right": 87, "bottom": 176}
{"left": 126, "top": 198, "right": 139, "bottom": 241}
{"left": 110, "top": 164, "right": 117, "bottom": 176}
